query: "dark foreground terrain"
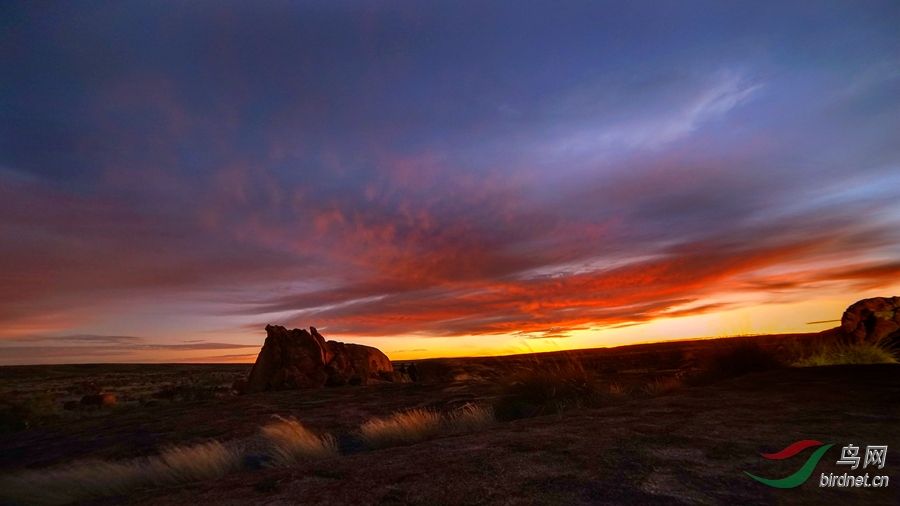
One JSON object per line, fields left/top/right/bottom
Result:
{"left": 1, "top": 337, "right": 898, "bottom": 505}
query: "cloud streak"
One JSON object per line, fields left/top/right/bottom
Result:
{"left": 0, "top": 1, "right": 898, "bottom": 362}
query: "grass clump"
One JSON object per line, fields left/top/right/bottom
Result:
{"left": 442, "top": 403, "right": 495, "bottom": 435}
{"left": 792, "top": 342, "right": 898, "bottom": 367}
{"left": 0, "top": 440, "right": 242, "bottom": 505}
{"left": 359, "top": 408, "right": 442, "bottom": 449}
{"left": 149, "top": 440, "right": 243, "bottom": 483}
{"left": 606, "top": 382, "right": 628, "bottom": 399}
{"left": 260, "top": 415, "right": 337, "bottom": 463}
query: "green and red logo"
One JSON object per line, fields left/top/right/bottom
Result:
{"left": 745, "top": 440, "right": 834, "bottom": 488}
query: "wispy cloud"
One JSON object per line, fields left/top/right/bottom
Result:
{"left": 5, "top": 334, "right": 144, "bottom": 344}
{"left": 0, "top": 1, "right": 897, "bottom": 363}
{"left": 549, "top": 71, "right": 763, "bottom": 155}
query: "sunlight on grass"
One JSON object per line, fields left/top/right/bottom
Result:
{"left": 150, "top": 440, "right": 244, "bottom": 483}
{"left": 0, "top": 441, "right": 242, "bottom": 505}
{"left": 260, "top": 415, "right": 337, "bottom": 463}
{"left": 359, "top": 408, "right": 442, "bottom": 449}
{"left": 792, "top": 342, "right": 898, "bottom": 367}
{"left": 442, "top": 403, "right": 495, "bottom": 434}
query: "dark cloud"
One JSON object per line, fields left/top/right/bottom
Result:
{"left": 0, "top": 340, "right": 260, "bottom": 365}
{"left": 0, "top": 340, "right": 258, "bottom": 351}
{"left": 6, "top": 334, "right": 144, "bottom": 344}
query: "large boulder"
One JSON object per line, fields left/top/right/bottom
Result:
{"left": 840, "top": 296, "right": 900, "bottom": 346}
{"left": 244, "top": 325, "right": 394, "bottom": 393}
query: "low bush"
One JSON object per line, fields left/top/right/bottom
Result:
{"left": 0, "top": 393, "right": 57, "bottom": 433}
{"left": 493, "top": 358, "right": 604, "bottom": 420}
{"left": 688, "top": 340, "right": 782, "bottom": 385}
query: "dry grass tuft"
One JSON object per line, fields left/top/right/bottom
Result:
{"left": 260, "top": 415, "right": 337, "bottom": 463}
{"left": 442, "top": 403, "right": 495, "bottom": 434}
{"left": 606, "top": 382, "right": 627, "bottom": 398}
{"left": 359, "top": 408, "right": 442, "bottom": 449}
{"left": 792, "top": 342, "right": 898, "bottom": 367}
{"left": 642, "top": 376, "right": 683, "bottom": 397}
{"left": 150, "top": 440, "right": 244, "bottom": 482}
{"left": 0, "top": 440, "right": 242, "bottom": 505}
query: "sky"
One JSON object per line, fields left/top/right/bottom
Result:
{"left": 1, "top": 1, "right": 899, "bottom": 365}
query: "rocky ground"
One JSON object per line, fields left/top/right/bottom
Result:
{"left": 1, "top": 337, "right": 898, "bottom": 505}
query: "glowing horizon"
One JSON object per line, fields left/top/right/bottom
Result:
{"left": 1, "top": 2, "right": 899, "bottom": 365}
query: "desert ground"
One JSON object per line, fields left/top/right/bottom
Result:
{"left": 1, "top": 335, "right": 898, "bottom": 505}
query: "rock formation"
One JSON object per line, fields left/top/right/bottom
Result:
{"left": 840, "top": 296, "right": 900, "bottom": 346}
{"left": 244, "top": 325, "right": 394, "bottom": 394}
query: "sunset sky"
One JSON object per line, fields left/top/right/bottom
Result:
{"left": 1, "top": 1, "right": 899, "bottom": 365}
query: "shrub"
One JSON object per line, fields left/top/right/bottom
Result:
{"left": 411, "top": 361, "right": 456, "bottom": 382}
{"left": 359, "top": 408, "right": 442, "bottom": 449}
{"left": 442, "top": 403, "right": 495, "bottom": 434}
{"left": 0, "top": 393, "right": 58, "bottom": 433}
{"left": 792, "top": 342, "right": 898, "bottom": 367}
{"left": 260, "top": 416, "right": 337, "bottom": 463}
{"left": 493, "top": 358, "right": 604, "bottom": 419}
{"left": 0, "top": 440, "right": 242, "bottom": 505}
{"left": 689, "top": 340, "right": 782, "bottom": 385}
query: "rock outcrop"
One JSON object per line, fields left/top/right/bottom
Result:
{"left": 244, "top": 325, "right": 394, "bottom": 394}
{"left": 840, "top": 296, "right": 900, "bottom": 346}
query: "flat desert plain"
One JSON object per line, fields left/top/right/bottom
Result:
{"left": 1, "top": 336, "right": 898, "bottom": 505}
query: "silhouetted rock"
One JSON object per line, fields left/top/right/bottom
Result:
{"left": 840, "top": 296, "right": 900, "bottom": 346}
{"left": 244, "top": 325, "right": 394, "bottom": 393}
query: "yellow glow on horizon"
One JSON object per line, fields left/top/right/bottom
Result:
{"left": 350, "top": 283, "right": 900, "bottom": 361}
{"left": 11, "top": 284, "right": 894, "bottom": 365}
